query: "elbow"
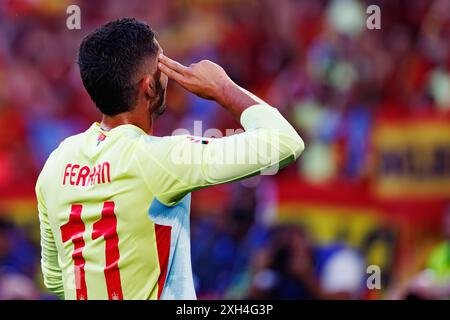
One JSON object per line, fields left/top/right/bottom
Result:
{"left": 293, "top": 135, "right": 305, "bottom": 160}
{"left": 272, "top": 132, "right": 305, "bottom": 164}
{"left": 281, "top": 130, "right": 304, "bottom": 161}
{"left": 279, "top": 127, "right": 305, "bottom": 161}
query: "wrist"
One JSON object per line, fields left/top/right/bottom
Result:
{"left": 215, "top": 80, "right": 259, "bottom": 120}
{"left": 214, "top": 78, "right": 237, "bottom": 106}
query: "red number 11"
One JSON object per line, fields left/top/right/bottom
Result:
{"left": 61, "top": 201, "right": 123, "bottom": 300}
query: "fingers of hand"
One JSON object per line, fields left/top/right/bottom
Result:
{"left": 158, "top": 54, "right": 188, "bottom": 75}
{"left": 158, "top": 62, "right": 185, "bottom": 83}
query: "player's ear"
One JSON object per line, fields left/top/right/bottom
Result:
{"left": 140, "top": 74, "right": 156, "bottom": 99}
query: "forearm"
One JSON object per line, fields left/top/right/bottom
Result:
{"left": 215, "top": 80, "right": 268, "bottom": 120}
{"left": 158, "top": 55, "right": 269, "bottom": 120}
{"left": 40, "top": 229, "right": 65, "bottom": 299}
{"left": 37, "top": 187, "right": 65, "bottom": 299}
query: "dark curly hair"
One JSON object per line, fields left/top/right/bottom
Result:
{"left": 77, "top": 18, "right": 158, "bottom": 115}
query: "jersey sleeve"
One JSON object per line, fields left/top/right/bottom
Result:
{"left": 36, "top": 180, "right": 65, "bottom": 299}
{"left": 135, "top": 104, "right": 305, "bottom": 206}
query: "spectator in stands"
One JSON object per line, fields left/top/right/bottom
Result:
{"left": 247, "top": 224, "right": 366, "bottom": 299}
{"left": 403, "top": 208, "right": 450, "bottom": 299}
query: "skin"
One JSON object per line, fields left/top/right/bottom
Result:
{"left": 100, "top": 39, "right": 263, "bottom": 135}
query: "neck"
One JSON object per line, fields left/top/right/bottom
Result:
{"left": 100, "top": 111, "right": 153, "bottom": 135}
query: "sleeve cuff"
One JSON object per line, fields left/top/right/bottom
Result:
{"left": 240, "top": 104, "right": 278, "bottom": 130}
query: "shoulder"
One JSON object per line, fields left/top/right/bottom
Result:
{"left": 58, "top": 131, "right": 88, "bottom": 151}
{"left": 136, "top": 134, "right": 192, "bottom": 152}
{"left": 140, "top": 134, "right": 191, "bottom": 144}
{"left": 141, "top": 134, "right": 213, "bottom": 149}
{"left": 135, "top": 134, "right": 213, "bottom": 161}
{"left": 36, "top": 131, "right": 87, "bottom": 189}
{"left": 43, "top": 131, "right": 86, "bottom": 166}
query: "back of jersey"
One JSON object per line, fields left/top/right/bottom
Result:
{"left": 36, "top": 104, "right": 305, "bottom": 300}
{"left": 36, "top": 123, "right": 171, "bottom": 300}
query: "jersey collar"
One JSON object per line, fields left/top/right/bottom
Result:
{"left": 91, "top": 122, "right": 148, "bottom": 137}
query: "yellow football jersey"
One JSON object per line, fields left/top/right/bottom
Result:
{"left": 36, "top": 103, "right": 304, "bottom": 300}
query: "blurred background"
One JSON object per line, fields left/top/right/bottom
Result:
{"left": 0, "top": 0, "right": 449, "bottom": 300}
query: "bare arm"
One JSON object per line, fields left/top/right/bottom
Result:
{"left": 158, "top": 54, "right": 264, "bottom": 119}
{"left": 146, "top": 54, "right": 304, "bottom": 205}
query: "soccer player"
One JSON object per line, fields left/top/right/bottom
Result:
{"left": 36, "top": 18, "right": 304, "bottom": 300}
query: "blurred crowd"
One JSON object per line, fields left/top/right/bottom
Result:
{"left": 0, "top": 0, "right": 449, "bottom": 299}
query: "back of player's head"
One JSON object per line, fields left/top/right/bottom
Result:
{"left": 78, "top": 18, "right": 158, "bottom": 116}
